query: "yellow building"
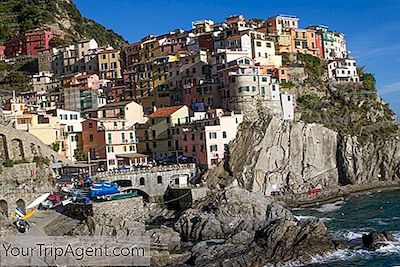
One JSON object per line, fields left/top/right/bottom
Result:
{"left": 15, "top": 113, "right": 64, "bottom": 153}
{"left": 148, "top": 105, "right": 189, "bottom": 160}
{"left": 275, "top": 35, "right": 292, "bottom": 54}
{"left": 97, "top": 46, "right": 122, "bottom": 80}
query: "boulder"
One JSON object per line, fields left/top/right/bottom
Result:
{"left": 362, "top": 231, "right": 396, "bottom": 250}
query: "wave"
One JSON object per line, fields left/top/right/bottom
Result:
{"left": 331, "top": 229, "right": 367, "bottom": 240}
{"left": 278, "top": 249, "right": 373, "bottom": 267}
{"left": 315, "top": 201, "right": 344, "bottom": 213}
{"left": 294, "top": 215, "right": 332, "bottom": 222}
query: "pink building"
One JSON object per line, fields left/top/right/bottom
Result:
{"left": 315, "top": 33, "right": 324, "bottom": 58}
{"left": 70, "top": 72, "right": 100, "bottom": 90}
{"left": 174, "top": 109, "right": 243, "bottom": 169}
{"left": 4, "top": 27, "right": 64, "bottom": 58}
{"left": 0, "top": 45, "right": 5, "bottom": 60}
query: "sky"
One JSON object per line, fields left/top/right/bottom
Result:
{"left": 74, "top": 0, "right": 400, "bottom": 117}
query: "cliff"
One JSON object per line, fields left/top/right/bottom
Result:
{"left": 204, "top": 54, "right": 400, "bottom": 197}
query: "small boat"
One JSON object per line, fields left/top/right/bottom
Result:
{"left": 26, "top": 193, "right": 51, "bottom": 209}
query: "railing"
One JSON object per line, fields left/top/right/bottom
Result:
{"left": 93, "top": 163, "right": 197, "bottom": 179}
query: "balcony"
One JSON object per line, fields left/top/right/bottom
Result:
{"left": 122, "top": 139, "right": 137, "bottom": 144}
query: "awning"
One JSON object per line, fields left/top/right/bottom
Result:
{"left": 115, "top": 153, "right": 148, "bottom": 159}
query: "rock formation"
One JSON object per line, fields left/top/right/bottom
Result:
{"left": 204, "top": 115, "right": 400, "bottom": 196}
{"left": 362, "top": 231, "right": 397, "bottom": 250}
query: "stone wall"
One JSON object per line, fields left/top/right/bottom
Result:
{"left": 227, "top": 96, "right": 282, "bottom": 121}
{"left": 0, "top": 124, "right": 66, "bottom": 163}
{"left": 0, "top": 163, "right": 57, "bottom": 216}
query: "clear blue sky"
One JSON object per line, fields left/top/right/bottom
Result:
{"left": 74, "top": 0, "right": 400, "bottom": 117}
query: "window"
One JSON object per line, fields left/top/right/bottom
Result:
{"left": 139, "top": 177, "right": 145, "bottom": 186}
{"left": 108, "top": 133, "right": 112, "bottom": 143}
{"left": 121, "top": 133, "right": 125, "bottom": 141}
{"left": 210, "top": 145, "right": 218, "bottom": 152}
{"left": 168, "top": 141, "right": 172, "bottom": 147}
{"left": 262, "top": 77, "right": 268, "bottom": 82}
{"left": 192, "top": 146, "right": 196, "bottom": 152}
{"left": 252, "top": 86, "right": 256, "bottom": 92}
{"left": 157, "top": 176, "right": 162, "bottom": 184}
{"left": 266, "top": 42, "right": 272, "bottom": 48}
{"left": 281, "top": 70, "right": 285, "bottom": 75}
{"left": 223, "top": 131, "right": 227, "bottom": 138}
{"left": 209, "top": 132, "right": 217, "bottom": 139}
{"left": 224, "top": 144, "right": 229, "bottom": 151}
{"left": 89, "top": 134, "right": 94, "bottom": 142}
{"left": 256, "top": 41, "right": 262, "bottom": 47}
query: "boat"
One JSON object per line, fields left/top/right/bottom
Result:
{"left": 88, "top": 182, "right": 119, "bottom": 199}
{"left": 26, "top": 193, "right": 51, "bottom": 209}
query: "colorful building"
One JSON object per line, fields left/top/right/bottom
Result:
{"left": 0, "top": 46, "right": 5, "bottom": 60}
{"left": 4, "top": 27, "right": 64, "bottom": 58}
{"left": 176, "top": 109, "right": 243, "bottom": 168}
{"left": 82, "top": 117, "right": 147, "bottom": 170}
{"left": 97, "top": 46, "right": 122, "bottom": 80}
{"left": 327, "top": 58, "right": 359, "bottom": 83}
{"left": 148, "top": 105, "right": 190, "bottom": 160}
{"left": 56, "top": 109, "right": 83, "bottom": 161}
{"left": 266, "top": 15, "right": 299, "bottom": 35}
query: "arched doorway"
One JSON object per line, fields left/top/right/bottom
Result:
{"left": 16, "top": 199, "right": 26, "bottom": 214}
{"left": 11, "top": 139, "right": 24, "bottom": 161}
{"left": 0, "top": 200, "right": 8, "bottom": 217}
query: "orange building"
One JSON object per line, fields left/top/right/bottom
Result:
{"left": 288, "top": 28, "right": 319, "bottom": 56}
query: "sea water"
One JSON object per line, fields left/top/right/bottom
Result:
{"left": 293, "top": 190, "right": 400, "bottom": 266}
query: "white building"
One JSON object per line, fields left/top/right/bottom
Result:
{"left": 333, "top": 32, "right": 347, "bottom": 59}
{"left": 102, "top": 118, "right": 139, "bottom": 170}
{"left": 204, "top": 113, "right": 243, "bottom": 167}
{"left": 31, "top": 71, "right": 60, "bottom": 92}
{"left": 327, "top": 58, "right": 359, "bottom": 83}
{"left": 57, "top": 109, "right": 83, "bottom": 161}
{"left": 280, "top": 93, "right": 294, "bottom": 120}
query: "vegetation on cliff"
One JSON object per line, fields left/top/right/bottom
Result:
{"left": 290, "top": 54, "right": 398, "bottom": 144}
{"left": 0, "top": 0, "right": 127, "bottom": 47}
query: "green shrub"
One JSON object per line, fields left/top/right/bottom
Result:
{"left": 4, "top": 159, "right": 14, "bottom": 167}
{"left": 33, "top": 156, "right": 50, "bottom": 166}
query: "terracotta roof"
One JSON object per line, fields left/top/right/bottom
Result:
{"left": 148, "top": 105, "right": 185, "bottom": 118}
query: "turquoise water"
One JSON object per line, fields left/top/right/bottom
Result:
{"left": 292, "top": 190, "right": 400, "bottom": 267}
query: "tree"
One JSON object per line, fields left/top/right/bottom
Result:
{"left": 51, "top": 141, "right": 60, "bottom": 152}
{"left": 49, "top": 37, "right": 68, "bottom": 48}
{"left": 74, "top": 150, "right": 88, "bottom": 161}
{"left": 362, "top": 73, "right": 376, "bottom": 91}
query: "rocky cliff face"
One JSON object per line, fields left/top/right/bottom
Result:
{"left": 204, "top": 115, "right": 400, "bottom": 196}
